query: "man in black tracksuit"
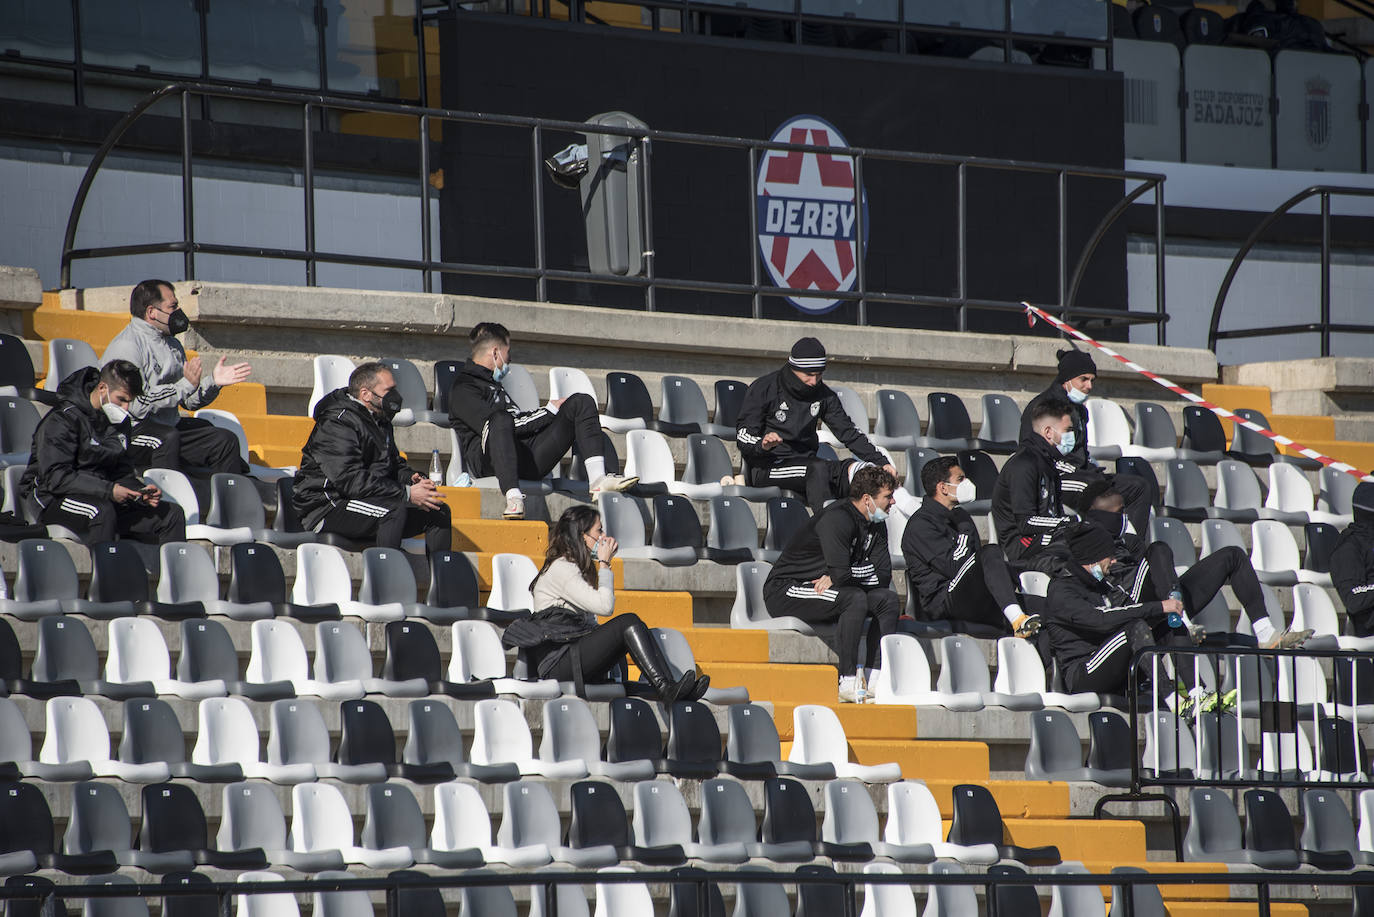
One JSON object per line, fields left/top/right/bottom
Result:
{"left": 446, "top": 321, "right": 634, "bottom": 520}
{"left": 736, "top": 337, "right": 895, "bottom": 513}
{"left": 20, "top": 362, "right": 185, "bottom": 545}
{"left": 1332, "top": 481, "right": 1374, "bottom": 637}
{"left": 1044, "top": 524, "right": 1180, "bottom": 696}
{"left": 991, "top": 397, "right": 1077, "bottom": 574}
{"left": 1018, "top": 347, "right": 1151, "bottom": 535}
{"left": 764, "top": 465, "right": 900, "bottom": 702}
{"left": 294, "top": 362, "right": 451, "bottom": 554}
{"left": 902, "top": 454, "right": 1038, "bottom": 637}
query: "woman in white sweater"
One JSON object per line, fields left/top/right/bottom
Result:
{"left": 528, "top": 505, "right": 708, "bottom": 703}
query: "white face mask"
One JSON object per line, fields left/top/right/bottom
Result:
{"left": 1066, "top": 386, "right": 1089, "bottom": 404}
{"left": 100, "top": 392, "right": 128, "bottom": 425}
{"left": 1056, "top": 429, "right": 1077, "bottom": 456}
{"left": 953, "top": 478, "right": 977, "bottom": 504}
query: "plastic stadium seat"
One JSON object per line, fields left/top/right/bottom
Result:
{"left": 817, "top": 384, "right": 869, "bottom": 446}
{"left": 657, "top": 375, "right": 708, "bottom": 435}
{"left": 711, "top": 380, "right": 747, "bottom": 440}
{"left": 291, "top": 782, "right": 411, "bottom": 870}
{"left": 235, "top": 872, "right": 299, "bottom": 917}
{"left": 42, "top": 339, "right": 98, "bottom": 393}
{"left": 0, "top": 397, "right": 38, "bottom": 467}
{"left": 859, "top": 861, "right": 917, "bottom": 917}
{"left": 358, "top": 548, "right": 437, "bottom": 621}
{"left": 1294, "top": 583, "right": 1374, "bottom": 652}
{"left": 605, "top": 697, "right": 666, "bottom": 772}
{"left": 122, "top": 698, "right": 241, "bottom": 783}
{"left": 790, "top": 705, "right": 900, "bottom": 782}
{"left": 705, "top": 496, "right": 759, "bottom": 564}
{"left": 0, "top": 333, "right": 48, "bottom": 404}
{"left": 428, "top": 783, "right": 498, "bottom": 867}
{"left": 0, "top": 783, "right": 57, "bottom": 875}
{"left": 379, "top": 357, "right": 446, "bottom": 426}
{"left": 661, "top": 701, "right": 725, "bottom": 779}
{"left": 307, "top": 355, "right": 355, "bottom": 416}
{"left": 316, "top": 620, "right": 428, "bottom": 697}
{"left": 473, "top": 698, "right": 587, "bottom": 779}
{"left": 1141, "top": 711, "right": 1196, "bottom": 778}
{"left": 270, "top": 477, "right": 319, "bottom": 544}
{"left": 650, "top": 627, "right": 747, "bottom": 704}
{"left": 871, "top": 389, "right": 921, "bottom": 450}
{"left": 1212, "top": 459, "right": 1264, "bottom": 523}
{"left": 953, "top": 450, "right": 996, "bottom": 515}
{"left": 0, "top": 539, "right": 116, "bottom": 620}
{"left": 67, "top": 780, "right": 188, "bottom": 872}
{"left": 1180, "top": 406, "right": 1227, "bottom": 464}
{"left": 247, "top": 619, "right": 362, "bottom": 700}
{"left": 883, "top": 781, "right": 997, "bottom": 864}
{"left": 160, "top": 872, "right": 220, "bottom": 917}
{"left": 645, "top": 494, "right": 704, "bottom": 566}
{"left": 160, "top": 542, "right": 273, "bottom": 620}
{"left": 593, "top": 868, "right": 653, "bottom": 917}
{"left": 550, "top": 367, "right": 618, "bottom": 429}
{"left": 634, "top": 780, "right": 745, "bottom": 864}
{"left": 1047, "top": 862, "right": 1106, "bottom": 917}
{"left": 1244, "top": 789, "right": 1322, "bottom": 869}
{"left": 970, "top": 393, "right": 1018, "bottom": 454}
{"left": 1318, "top": 465, "right": 1358, "bottom": 521}
{"left": 455, "top": 881, "right": 518, "bottom": 917}
{"left": 870, "top": 634, "right": 984, "bottom": 710}
{"left": 602, "top": 371, "right": 651, "bottom": 433}
{"left": 205, "top": 475, "right": 310, "bottom": 547}
{"left": 1248, "top": 519, "right": 1303, "bottom": 587}
{"left": 228, "top": 543, "right": 336, "bottom": 622}
{"left": 216, "top": 783, "right": 341, "bottom": 873}
{"left": 995, "top": 637, "right": 1099, "bottom": 712}
{"left": 665, "top": 868, "right": 724, "bottom": 917}
{"left": 760, "top": 497, "right": 807, "bottom": 562}
{"left": 425, "top": 550, "right": 524, "bottom": 624}
{"left": 340, "top": 699, "right": 451, "bottom": 783}
{"left": 723, "top": 702, "right": 833, "bottom": 781}
{"left": 541, "top": 696, "right": 655, "bottom": 781}
{"left": 144, "top": 468, "right": 252, "bottom": 544}
{"left": 380, "top": 622, "right": 485, "bottom": 699}
{"left": 407, "top": 701, "right": 514, "bottom": 784}
{"left": 1190, "top": 712, "right": 1241, "bottom": 783}
{"left": 1084, "top": 398, "right": 1129, "bottom": 461}
{"left": 684, "top": 434, "right": 779, "bottom": 501}
{"left": 141, "top": 783, "right": 265, "bottom": 869}
{"left": 89, "top": 541, "right": 199, "bottom": 619}
{"left": 106, "top": 619, "right": 223, "bottom": 699}
{"left": 309, "top": 872, "right": 374, "bottom": 917}
{"left": 505, "top": 780, "right": 616, "bottom": 867}
{"left": 758, "top": 776, "right": 865, "bottom": 862}
{"left": 1264, "top": 462, "right": 1335, "bottom": 526}
{"left": 458, "top": 781, "right": 553, "bottom": 867}
{"left": 621, "top": 429, "right": 706, "bottom": 499}
{"left": 1184, "top": 787, "right": 1251, "bottom": 864}
{"left": 1303, "top": 789, "right": 1368, "bottom": 867}
{"left": 1025, "top": 709, "right": 1096, "bottom": 783}
{"left": 1316, "top": 715, "right": 1368, "bottom": 782}
{"left": 33, "top": 617, "right": 150, "bottom": 699}
{"left": 949, "top": 783, "right": 1059, "bottom": 864}
{"left": 597, "top": 491, "right": 653, "bottom": 561}
{"left": 1233, "top": 408, "right": 1313, "bottom": 469}
{"left": 0, "top": 696, "right": 65, "bottom": 781}
{"left": 194, "top": 411, "right": 293, "bottom": 481}
{"left": 364, "top": 783, "right": 481, "bottom": 868}
{"left": 491, "top": 363, "right": 537, "bottom": 413}
{"left": 451, "top": 620, "right": 560, "bottom": 698}
{"left": 1147, "top": 515, "right": 1196, "bottom": 569}
{"left": 294, "top": 543, "right": 404, "bottom": 622}
{"left": 177, "top": 618, "right": 293, "bottom": 701}
{"left": 730, "top": 866, "right": 790, "bottom": 917}
{"left": 1161, "top": 459, "right": 1212, "bottom": 522}
{"left": 570, "top": 780, "right": 683, "bottom": 865}
{"left": 431, "top": 360, "right": 460, "bottom": 417}
{"left": 79, "top": 875, "right": 148, "bottom": 917}
{"left": 193, "top": 697, "right": 315, "bottom": 784}
{"left": 267, "top": 698, "right": 382, "bottom": 784}
{"left": 1198, "top": 518, "right": 1245, "bottom": 560}
{"left": 1107, "top": 867, "right": 1166, "bottom": 917}
{"left": 1085, "top": 711, "right": 1137, "bottom": 785}
{"left": 730, "top": 560, "right": 827, "bottom": 635}
{"left": 488, "top": 553, "right": 538, "bottom": 612}
{"left": 1114, "top": 455, "right": 1162, "bottom": 509}
{"left": 920, "top": 392, "right": 973, "bottom": 452}
{"left": 1303, "top": 521, "right": 1339, "bottom": 588}
{"left": 695, "top": 779, "right": 771, "bottom": 861}
{"left": 938, "top": 635, "right": 1041, "bottom": 710}
{"left": 1129, "top": 402, "right": 1181, "bottom": 462}
{"left": 824, "top": 779, "right": 932, "bottom": 863}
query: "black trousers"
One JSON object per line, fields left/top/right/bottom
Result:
{"left": 1128, "top": 542, "right": 1268, "bottom": 633}
{"left": 28, "top": 492, "right": 186, "bottom": 546}
{"left": 748, "top": 456, "right": 860, "bottom": 513}
{"left": 1063, "top": 618, "right": 1156, "bottom": 696}
{"left": 540, "top": 613, "right": 662, "bottom": 682}
{"left": 763, "top": 581, "right": 900, "bottom": 674}
{"left": 924, "top": 545, "right": 1019, "bottom": 632}
{"left": 1060, "top": 470, "right": 1151, "bottom": 538}
{"left": 316, "top": 495, "right": 452, "bottom": 555}
{"left": 127, "top": 417, "right": 246, "bottom": 475}
{"left": 481, "top": 392, "right": 603, "bottom": 494}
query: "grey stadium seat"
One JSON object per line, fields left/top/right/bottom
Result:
{"left": 229, "top": 543, "right": 340, "bottom": 622}
{"left": 207, "top": 475, "right": 313, "bottom": 549}
{"left": 380, "top": 357, "right": 447, "bottom": 426}
{"left": 266, "top": 698, "right": 383, "bottom": 784}
{"left": 1108, "top": 867, "right": 1167, "bottom": 917}
{"left": 871, "top": 389, "right": 921, "bottom": 450}
{"left": 976, "top": 393, "right": 1021, "bottom": 454}
{"left": 710, "top": 380, "right": 747, "bottom": 440}
{"left": 363, "top": 782, "right": 482, "bottom": 868}
{"left": 1025, "top": 709, "right": 1095, "bottom": 783}
{"left": 684, "top": 435, "right": 779, "bottom": 501}
{"left": 759, "top": 496, "right": 808, "bottom": 562}
{"left": 217, "top": 781, "right": 344, "bottom": 873}
{"left": 33, "top": 616, "right": 151, "bottom": 699}
{"left": 724, "top": 702, "right": 833, "bottom": 781}
{"left": 121, "top": 698, "right": 243, "bottom": 783}
{"left": 1162, "top": 460, "right": 1212, "bottom": 523}
{"left": 658, "top": 375, "right": 709, "bottom": 435}
{"left": 404, "top": 699, "right": 518, "bottom": 783}
{"left": 178, "top": 618, "right": 295, "bottom": 701}
{"left": 822, "top": 779, "right": 933, "bottom": 863}
{"left": 0, "top": 397, "right": 39, "bottom": 466}
{"left": 541, "top": 696, "right": 655, "bottom": 782}
{"left": 315, "top": 620, "right": 428, "bottom": 697}
{"left": 705, "top": 496, "right": 759, "bottom": 564}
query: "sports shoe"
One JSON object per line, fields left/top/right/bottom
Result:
{"left": 1013, "top": 613, "right": 1041, "bottom": 638}
{"left": 1262, "top": 627, "right": 1314, "bottom": 650}
{"left": 590, "top": 473, "right": 639, "bottom": 496}
{"left": 502, "top": 494, "right": 525, "bottom": 520}
{"left": 838, "top": 675, "right": 864, "bottom": 704}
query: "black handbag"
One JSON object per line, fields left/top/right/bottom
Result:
{"left": 502, "top": 604, "right": 600, "bottom": 697}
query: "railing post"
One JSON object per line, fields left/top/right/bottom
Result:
{"left": 532, "top": 125, "right": 547, "bottom": 302}
{"left": 1320, "top": 191, "right": 1331, "bottom": 358}
{"left": 853, "top": 153, "right": 867, "bottom": 326}
{"left": 957, "top": 162, "right": 967, "bottom": 332}
{"left": 1058, "top": 169, "right": 1068, "bottom": 313}
{"left": 419, "top": 112, "right": 433, "bottom": 294}
{"left": 747, "top": 145, "right": 762, "bottom": 320}
{"left": 303, "top": 103, "right": 317, "bottom": 286}
{"left": 639, "top": 135, "right": 657, "bottom": 311}
{"left": 181, "top": 89, "right": 196, "bottom": 281}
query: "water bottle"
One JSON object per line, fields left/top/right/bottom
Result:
{"left": 429, "top": 449, "right": 443, "bottom": 485}
{"left": 1166, "top": 613, "right": 1184, "bottom": 630}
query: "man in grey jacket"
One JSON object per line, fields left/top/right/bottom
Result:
{"left": 101, "top": 279, "right": 252, "bottom": 475}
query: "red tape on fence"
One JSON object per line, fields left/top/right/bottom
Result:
{"left": 1021, "top": 301, "right": 1372, "bottom": 481}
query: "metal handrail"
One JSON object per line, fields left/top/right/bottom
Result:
{"left": 60, "top": 81, "right": 1166, "bottom": 335}
{"left": 1208, "top": 185, "right": 1374, "bottom": 356}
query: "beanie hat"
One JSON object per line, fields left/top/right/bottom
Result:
{"left": 1069, "top": 523, "right": 1117, "bottom": 565}
{"left": 1055, "top": 348, "right": 1097, "bottom": 384}
{"left": 1354, "top": 481, "right": 1374, "bottom": 522}
{"left": 788, "top": 337, "right": 828, "bottom": 372}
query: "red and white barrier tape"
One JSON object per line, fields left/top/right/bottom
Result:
{"left": 1021, "top": 301, "right": 1371, "bottom": 481}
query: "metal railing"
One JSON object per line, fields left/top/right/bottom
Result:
{"left": 4, "top": 866, "right": 1369, "bottom": 917}
{"left": 60, "top": 82, "right": 1169, "bottom": 338}
{"left": 1209, "top": 185, "right": 1374, "bottom": 357}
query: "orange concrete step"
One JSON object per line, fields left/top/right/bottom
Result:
{"left": 1086, "top": 860, "right": 1234, "bottom": 902}
{"left": 772, "top": 704, "right": 917, "bottom": 741}
{"left": 1201, "top": 383, "right": 1273, "bottom": 418}
{"left": 778, "top": 739, "right": 988, "bottom": 783}
{"left": 607, "top": 597, "right": 695, "bottom": 631}
{"left": 1002, "top": 816, "right": 1147, "bottom": 864}
{"left": 673, "top": 627, "right": 768, "bottom": 664}
{"left": 435, "top": 487, "right": 481, "bottom": 519}
{"left": 209, "top": 382, "right": 268, "bottom": 416}
{"left": 927, "top": 779, "right": 1069, "bottom": 820}
{"left": 1280, "top": 439, "right": 1374, "bottom": 473}
{"left": 450, "top": 519, "right": 547, "bottom": 555}
{"left": 1267, "top": 413, "right": 1334, "bottom": 443}
{"left": 1165, "top": 903, "right": 1308, "bottom": 916}
{"left": 26, "top": 306, "right": 129, "bottom": 355}
{"left": 709, "top": 662, "right": 839, "bottom": 706}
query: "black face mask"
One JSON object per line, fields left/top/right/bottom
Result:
{"left": 165, "top": 309, "right": 190, "bottom": 335}
{"left": 1084, "top": 508, "right": 1125, "bottom": 539}
{"left": 780, "top": 365, "right": 823, "bottom": 402}
{"left": 376, "top": 388, "right": 404, "bottom": 420}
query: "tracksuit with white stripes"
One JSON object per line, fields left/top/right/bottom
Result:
{"left": 293, "top": 388, "right": 451, "bottom": 554}
{"left": 900, "top": 496, "right": 1018, "bottom": 631}
{"left": 1017, "top": 382, "right": 1151, "bottom": 534}
{"left": 990, "top": 433, "right": 1075, "bottom": 572}
{"left": 1332, "top": 520, "right": 1374, "bottom": 637}
{"left": 100, "top": 316, "right": 244, "bottom": 474}
{"left": 736, "top": 367, "right": 886, "bottom": 512}
{"left": 763, "top": 499, "right": 900, "bottom": 675}
{"left": 1043, "top": 561, "right": 1163, "bottom": 696}
{"left": 447, "top": 359, "right": 603, "bottom": 494}
{"left": 19, "top": 367, "right": 186, "bottom": 545}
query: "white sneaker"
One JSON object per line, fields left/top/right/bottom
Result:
{"left": 590, "top": 473, "right": 639, "bottom": 495}
{"left": 502, "top": 494, "right": 525, "bottom": 520}
{"left": 838, "top": 675, "right": 863, "bottom": 704}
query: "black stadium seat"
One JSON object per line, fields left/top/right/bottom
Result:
{"left": 431, "top": 360, "right": 461, "bottom": 416}
{"left": 338, "top": 700, "right": 453, "bottom": 783}
{"left": 1132, "top": 5, "right": 1183, "bottom": 46}
{"left": 569, "top": 780, "right": 684, "bottom": 865}
{"left": 949, "top": 783, "right": 1060, "bottom": 865}
{"left": 140, "top": 783, "right": 267, "bottom": 870}
{"left": 1180, "top": 8, "right": 1224, "bottom": 44}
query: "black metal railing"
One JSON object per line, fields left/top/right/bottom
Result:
{"left": 59, "top": 81, "right": 1169, "bottom": 338}
{"left": 1209, "top": 185, "right": 1374, "bottom": 357}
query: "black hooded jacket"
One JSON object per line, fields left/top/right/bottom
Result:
{"left": 901, "top": 496, "right": 983, "bottom": 615}
{"left": 20, "top": 367, "right": 143, "bottom": 509}
{"left": 1332, "top": 519, "right": 1374, "bottom": 637}
{"left": 1018, "top": 382, "right": 1096, "bottom": 474}
{"left": 1044, "top": 562, "right": 1163, "bottom": 672}
{"left": 991, "top": 433, "right": 1074, "bottom": 559}
{"left": 446, "top": 358, "right": 556, "bottom": 477}
{"left": 293, "top": 388, "right": 414, "bottom": 529}
{"left": 735, "top": 366, "right": 884, "bottom": 470}
{"left": 764, "top": 499, "right": 891, "bottom": 592}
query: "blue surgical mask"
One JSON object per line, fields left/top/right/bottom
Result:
{"left": 492, "top": 358, "right": 510, "bottom": 383}
{"left": 866, "top": 499, "right": 888, "bottom": 524}
{"left": 1056, "top": 429, "right": 1076, "bottom": 456}
{"left": 1067, "top": 386, "right": 1089, "bottom": 404}
{"left": 1090, "top": 563, "right": 1105, "bottom": 582}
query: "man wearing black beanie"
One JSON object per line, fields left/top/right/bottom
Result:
{"left": 1042, "top": 522, "right": 1181, "bottom": 696}
{"left": 1018, "top": 346, "right": 1152, "bottom": 536}
{"left": 1332, "top": 480, "right": 1374, "bottom": 637}
{"left": 736, "top": 336, "right": 896, "bottom": 512}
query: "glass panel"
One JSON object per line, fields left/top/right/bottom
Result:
{"left": 324, "top": 0, "right": 391, "bottom": 96}
{"left": 905, "top": 0, "right": 1004, "bottom": 31}
{"left": 800, "top": 0, "right": 898, "bottom": 23}
{"left": 1, "top": 0, "right": 75, "bottom": 62}
{"left": 691, "top": 0, "right": 797, "bottom": 16}
{"left": 1011, "top": 0, "right": 1107, "bottom": 40}
{"left": 80, "top": 0, "right": 202, "bottom": 76}
{"left": 206, "top": 0, "right": 320, "bottom": 89}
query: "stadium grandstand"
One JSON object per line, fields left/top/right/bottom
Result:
{"left": 6, "top": 0, "right": 1374, "bottom": 915}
